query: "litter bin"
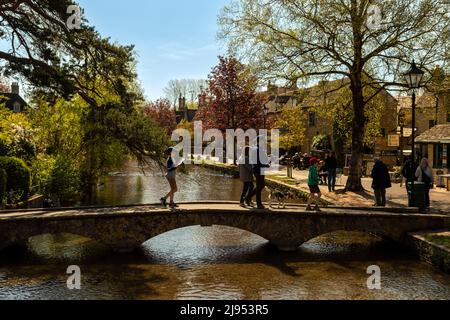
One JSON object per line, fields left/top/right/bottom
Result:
{"left": 408, "top": 182, "right": 426, "bottom": 210}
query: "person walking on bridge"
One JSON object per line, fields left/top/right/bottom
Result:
{"left": 246, "top": 138, "right": 270, "bottom": 210}
{"left": 239, "top": 146, "right": 254, "bottom": 208}
{"left": 160, "top": 147, "right": 183, "bottom": 208}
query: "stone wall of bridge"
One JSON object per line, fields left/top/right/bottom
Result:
{"left": 0, "top": 204, "right": 449, "bottom": 252}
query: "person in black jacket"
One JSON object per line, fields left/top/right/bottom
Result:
{"left": 246, "top": 137, "right": 270, "bottom": 210}
{"left": 325, "top": 151, "right": 338, "bottom": 192}
{"left": 401, "top": 156, "right": 415, "bottom": 189}
{"left": 371, "top": 157, "right": 392, "bottom": 207}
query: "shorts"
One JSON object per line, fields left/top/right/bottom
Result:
{"left": 308, "top": 185, "right": 320, "bottom": 194}
{"left": 166, "top": 170, "right": 176, "bottom": 180}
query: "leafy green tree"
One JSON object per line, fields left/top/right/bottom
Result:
{"left": 219, "top": 0, "right": 449, "bottom": 191}
{"left": 276, "top": 105, "right": 306, "bottom": 150}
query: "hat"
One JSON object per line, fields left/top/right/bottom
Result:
{"left": 309, "top": 157, "right": 319, "bottom": 165}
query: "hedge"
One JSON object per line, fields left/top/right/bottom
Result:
{"left": 0, "top": 168, "right": 6, "bottom": 201}
{"left": 0, "top": 156, "right": 31, "bottom": 200}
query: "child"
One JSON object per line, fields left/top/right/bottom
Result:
{"left": 160, "top": 147, "right": 182, "bottom": 208}
{"left": 239, "top": 146, "right": 254, "bottom": 207}
{"left": 306, "top": 157, "right": 322, "bottom": 211}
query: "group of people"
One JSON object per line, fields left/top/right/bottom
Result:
{"left": 370, "top": 156, "right": 434, "bottom": 210}
{"left": 160, "top": 145, "right": 436, "bottom": 212}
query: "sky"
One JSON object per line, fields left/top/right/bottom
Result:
{"left": 77, "top": 0, "right": 230, "bottom": 101}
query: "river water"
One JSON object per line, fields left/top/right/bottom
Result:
{"left": 0, "top": 163, "right": 449, "bottom": 300}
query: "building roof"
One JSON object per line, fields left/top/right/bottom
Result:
{"left": 0, "top": 92, "right": 27, "bottom": 109}
{"left": 416, "top": 124, "right": 450, "bottom": 144}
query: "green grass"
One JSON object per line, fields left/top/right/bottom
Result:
{"left": 425, "top": 234, "right": 450, "bottom": 249}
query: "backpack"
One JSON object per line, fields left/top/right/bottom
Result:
{"left": 421, "top": 168, "right": 432, "bottom": 187}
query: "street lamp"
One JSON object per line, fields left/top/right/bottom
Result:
{"left": 404, "top": 60, "right": 424, "bottom": 208}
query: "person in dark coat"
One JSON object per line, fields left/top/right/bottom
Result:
{"left": 371, "top": 157, "right": 392, "bottom": 207}
{"left": 401, "top": 156, "right": 415, "bottom": 190}
{"left": 325, "top": 151, "right": 338, "bottom": 192}
{"left": 246, "top": 137, "right": 270, "bottom": 210}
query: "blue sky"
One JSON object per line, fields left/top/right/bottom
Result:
{"left": 77, "top": 0, "right": 230, "bottom": 101}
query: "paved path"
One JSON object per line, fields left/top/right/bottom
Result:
{"left": 271, "top": 169, "right": 450, "bottom": 212}
{"left": 0, "top": 201, "right": 430, "bottom": 220}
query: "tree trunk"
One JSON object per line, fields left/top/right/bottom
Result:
{"left": 345, "top": 74, "right": 365, "bottom": 192}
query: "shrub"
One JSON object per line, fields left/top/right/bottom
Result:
{"left": 0, "top": 168, "right": 6, "bottom": 203}
{"left": 0, "top": 156, "right": 31, "bottom": 201}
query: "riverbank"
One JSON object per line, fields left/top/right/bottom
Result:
{"left": 406, "top": 230, "right": 450, "bottom": 274}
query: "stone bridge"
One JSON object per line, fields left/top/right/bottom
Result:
{"left": 0, "top": 202, "right": 449, "bottom": 252}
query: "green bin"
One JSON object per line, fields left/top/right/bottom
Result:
{"left": 408, "top": 182, "right": 426, "bottom": 210}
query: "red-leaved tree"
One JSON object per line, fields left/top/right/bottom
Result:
{"left": 143, "top": 99, "right": 177, "bottom": 135}
{"left": 195, "top": 56, "right": 267, "bottom": 131}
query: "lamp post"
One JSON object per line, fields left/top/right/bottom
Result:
{"left": 404, "top": 60, "right": 424, "bottom": 208}
{"left": 263, "top": 105, "right": 269, "bottom": 129}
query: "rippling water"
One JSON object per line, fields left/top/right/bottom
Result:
{"left": 0, "top": 163, "right": 449, "bottom": 300}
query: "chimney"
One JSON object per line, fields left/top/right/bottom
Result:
{"left": 11, "top": 82, "right": 19, "bottom": 95}
{"left": 178, "top": 94, "right": 185, "bottom": 111}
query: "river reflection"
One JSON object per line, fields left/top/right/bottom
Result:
{"left": 0, "top": 164, "right": 449, "bottom": 300}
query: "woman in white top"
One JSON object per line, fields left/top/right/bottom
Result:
{"left": 415, "top": 158, "right": 434, "bottom": 210}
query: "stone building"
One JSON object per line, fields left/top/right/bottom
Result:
{"left": 413, "top": 87, "right": 450, "bottom": 174}
{"left": 175, "top": 94, "right": 197, "bottom": 124}
{"left": 264, "top": 79, "right": 399, "bottom": 165}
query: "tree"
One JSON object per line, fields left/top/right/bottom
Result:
{"left": 163, "top": 79, "right": 207, "bottom": 108}
{"left": 143, "top": 99, "right": 178, "bottom": 135}
{"left": 275, "top": 105, "right": 306, "bottom": 151}
{"left": 219, "top": 0, "right": 449, "bottom": 191}
{"left": 195, "top": 56, "right": 267, "bottom": 131}
{"left": 0, "top": 0, "right": 137, "bottom": 107}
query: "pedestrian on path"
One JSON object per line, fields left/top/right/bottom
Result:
{"left": 325, "top": 151, "right": 338, "bottom": 192}
{"left": 401, "top": 156, "right": 415, "bottom": 189}
{"left": 160, "top": 147, "right": 183, "bottom": 208}
{"left": 306, "top": 157, "right": 322, "bottom": 211}
{"left": 239, "top": 146, "right": 254, "bottom": 208}
{"left": 415, "top": 157, "right": 434, "bottom": 211}
{"left": 370, "top": 157, "right": 392, "bottom": 207}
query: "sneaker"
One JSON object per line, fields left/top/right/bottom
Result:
{"left": 239, "top": 203, "right": 247, "bottom": 208}
{"left": 306, "top": 205, "right": 313, "bottom": 211}
{"left": 160, "top": 197, "right": 167, "bottom": 207}
{"left": 169, "top": 202, "right": 179, "bottom": 208}
{"left": 246, "top": 201, "right": 255, "bottom": 207}
{"left": 314, "top": 205, "right": 322, "bottom": 212}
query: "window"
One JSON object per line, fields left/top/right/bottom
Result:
{"left": 429, "top": 120, "right": 436, "bottom": 129}
{"left": 433, "top": 144, "right": 443, "bottom": 168}
{"left": 308, "top": 111, "right": 316, "bottom": 127}
{"left": 13, "top": 102, "right": 21, "bottom": 113}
